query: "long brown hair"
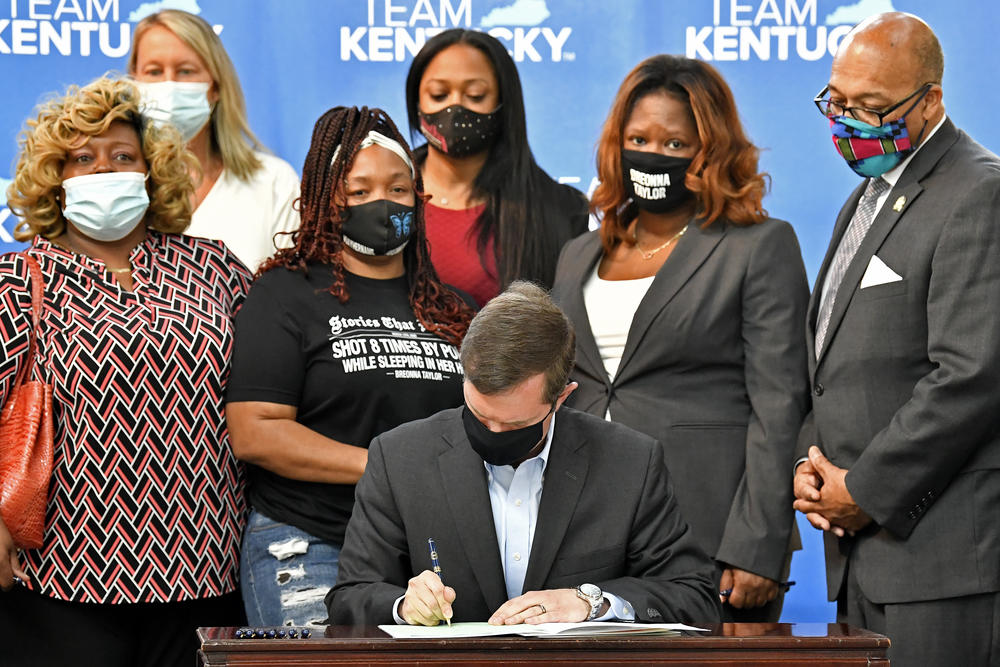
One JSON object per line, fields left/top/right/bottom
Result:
{"left": 260, "top": 106, "right": 473, "bottom": 347}
{"left": 592, "top": 55, "right": 768, "bottom": 252}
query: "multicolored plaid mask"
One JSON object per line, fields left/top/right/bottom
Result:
{"left": 829, "top": 83, "right": 931, "bottom": 179}
{"left": 830, "top": 115, "right": 915, "bottom": 178}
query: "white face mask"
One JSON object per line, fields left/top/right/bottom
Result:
{"left": 134, "top": 80, "right": 213, "bottom": 142}
{"left": 62, "top": 172, "right": 150, "bottom": 242}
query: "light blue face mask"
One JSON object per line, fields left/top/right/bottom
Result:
{"left": 62, "top": 171, "right": 150, "bottom": 242}
{"left": 134, "top": 80, "right": 213, "bottom": 142}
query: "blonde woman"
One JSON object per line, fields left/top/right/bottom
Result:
{"left": 0, "top": 77, "right": 250, "bottom": 666}
{"left": 128, "top": 9, "right": 300, "bottom": 271}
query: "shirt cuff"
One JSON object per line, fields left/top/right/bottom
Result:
{"left": 392, "top": 595, "right": 407, "bottom": 624}
{"left": 595, "top": 593, "right": 635, "bottom": 622}
{"left": 793, "top": 456, "right": 809, "bottom": 477}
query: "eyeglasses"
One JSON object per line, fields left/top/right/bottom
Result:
{"left": 814, "top": 83, "right": 933, "bottom": 127}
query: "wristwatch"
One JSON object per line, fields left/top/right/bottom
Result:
{"left": 576, "top": 583, "right": 604, "bottom": 621}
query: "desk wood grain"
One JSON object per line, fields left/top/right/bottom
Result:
{"left": 198, "top": 623, "right": 889, "bottom": 665}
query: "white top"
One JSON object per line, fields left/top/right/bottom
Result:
{"left": 187, "top": 151, "right": 300, "bottom": 272}
{"left": 582, "top": 262, "right": 655, "bottom": 381}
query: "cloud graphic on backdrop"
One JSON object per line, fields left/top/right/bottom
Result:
{"left": 825, "top": 0, "right": 896, "bottom": 25}
{"left": 129, "top": 0, "right": 202, "bottom": 22}
{"left": 480, "top": 0, "right": 551, "bottom": 27}
{"left": 0, "top": 177, "right": 18, "bottom": 243}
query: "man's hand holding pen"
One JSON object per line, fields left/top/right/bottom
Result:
{"left": 400, "top": 569, "right": 456, "bottom": 626}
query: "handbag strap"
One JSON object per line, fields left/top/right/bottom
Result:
{"left": 10, "top": 253, "right": 44, "bottom": 389}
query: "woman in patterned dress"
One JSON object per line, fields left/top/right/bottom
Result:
{"left": 0, "top": 76, "right": 250, "bottom": 666}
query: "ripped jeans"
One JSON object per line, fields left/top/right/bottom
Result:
{"left": 240, "top": 508, "right": 340, "bottom": 628}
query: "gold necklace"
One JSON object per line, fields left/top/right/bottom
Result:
{"left": 49, "top": 236, "right": 133, "bottom": 274}
{"left": 633, "top": 223, "right": 689, "bottom": 260}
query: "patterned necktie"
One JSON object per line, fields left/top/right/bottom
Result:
{"left": 814, "top": 177, "right": 890, "bottom": 357}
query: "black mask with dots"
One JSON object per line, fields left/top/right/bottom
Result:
{"left": 418, "top": 105, "right": 501, "bottom": 158}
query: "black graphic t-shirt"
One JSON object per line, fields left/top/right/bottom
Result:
{"left": 227, "top": 265, "right": 465, "bottom": 542}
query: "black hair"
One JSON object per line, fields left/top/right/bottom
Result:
{"left": 405, "top": 28, "right": 585, "bottom": 289}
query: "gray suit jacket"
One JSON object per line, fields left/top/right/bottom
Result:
{"left": 551, "top": 219, "right": 809, "bottom": 581}
{"left": 326, "top": 407, "right": 720, "bottom": 625}
{"left": 802, "top": 118, "right": 1000, "bottom": 604}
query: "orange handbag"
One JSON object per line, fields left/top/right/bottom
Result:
{"left": 0, "top": 254, "right": 53, "bottom": 549}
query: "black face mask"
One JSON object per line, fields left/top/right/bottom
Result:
{"left": 462, "top": 404, "right": 552, "bottom": 467}
{"left": 341, "top": 199, "right": 414, "bottom": 256}
{"left": 621, "top": 149, "right": 694, "bottom": 214}
{"left": 418, "top": 105, "right": 501, "bottom": 158}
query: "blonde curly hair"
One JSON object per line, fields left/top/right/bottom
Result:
{"left": 6, "top": 75, "right": 197, "bottom": 241}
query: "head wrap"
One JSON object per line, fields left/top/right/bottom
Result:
{"left": 331, "top": 130, "right": 415, "bottom": 177}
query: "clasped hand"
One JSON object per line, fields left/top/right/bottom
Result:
{"left": 793, "top": 445, "right": 872, "bottom": 536}
{"left": 399, "top": 569, "right": 593, "bottom": 626}
{"left": 718, "top": 567, "right": 778, "bottom": 608}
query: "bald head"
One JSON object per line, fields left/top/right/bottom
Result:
{"left": 838, "top": 12, "right": 943, "bottom": 87}
{"left": 827, "top": 12, "right": 945, "bottom": 142}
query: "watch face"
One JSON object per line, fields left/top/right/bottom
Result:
{"left": 579, "top": 583, "right": 601, "bottom": 599}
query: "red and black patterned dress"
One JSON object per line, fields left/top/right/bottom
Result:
{"left": 0, "top": 232, "right": 251, "bottom": 604}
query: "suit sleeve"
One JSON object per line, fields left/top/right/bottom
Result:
{"left": 715, "top": 221, "right": 810, "bottom": 580}
{"left": 846, "top": 174, "right": 1000, "bottom": 538}
{"left": 597, "top": 440, "right": 721, "bottom": 624}
{"left": 326, "top": 436, "right": 411, "bottom": 625}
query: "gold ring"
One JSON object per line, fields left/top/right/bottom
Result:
{"left": 537, "top": 603, "right": 546, "bottom": 615}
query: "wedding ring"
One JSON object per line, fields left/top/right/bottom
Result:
{"left": 537, "top": 603, "right": 546, "bottom": 615}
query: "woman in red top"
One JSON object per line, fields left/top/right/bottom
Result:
{"left": 405, "top": 29, "right": 589, "bottom": 306}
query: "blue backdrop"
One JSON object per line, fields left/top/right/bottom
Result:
{"left": 2, "top": 0, "right": 997, "bottom": 622}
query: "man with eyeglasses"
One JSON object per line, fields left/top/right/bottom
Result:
{"left": 793, "top": 11, "right": 1000, "bottom": 666}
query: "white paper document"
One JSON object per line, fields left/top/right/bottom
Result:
{"left": 378, "top": 621, "right": 708, "bottom": 639}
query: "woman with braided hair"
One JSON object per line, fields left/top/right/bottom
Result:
{"left": 226, "top": 106, "right": 475, "bottom": 627}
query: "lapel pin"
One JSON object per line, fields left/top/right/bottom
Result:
{"left": 892, "top": 195, "right": 906, "bottom": 212}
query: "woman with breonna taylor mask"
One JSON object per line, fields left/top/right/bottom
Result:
{"left": 405, "top": 28, "right": 589, "bottom": 307}
{"left": 129, "top": 8, "right": 300, "bottom": 271}
{"left": 225, "top": 106, "right": 475, "bottom": 628}
{"left": 551, "top": 55, "right": 810, "bottom": 623}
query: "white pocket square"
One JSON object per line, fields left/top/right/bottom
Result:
{"left": 859, "top": 255, "right": 903, "bottom": 288}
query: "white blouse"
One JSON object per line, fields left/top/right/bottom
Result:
{"left": 582, "top": 262, "right": 655, "bottom": 381}
{"left": 187, "top": 151, "right": 300, "bottom": 272}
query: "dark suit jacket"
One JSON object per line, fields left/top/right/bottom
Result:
{"left": 326, "top": 407, "right": 720, "bottom": 625}
{"left": 551, "top": 219, "right": 810, "bottom": 581}
{"left": 802, "top": 118, "right": 1000, "bottom": 604}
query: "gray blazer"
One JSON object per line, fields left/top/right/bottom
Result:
{"left": 327, "top": 407, "right": 720, "bottom": 625}
{"left": 551, "top": 218, "right": 809, "bottom": 580}
{"left": 802, "top": 118, "right": 1000, "bottom": 603}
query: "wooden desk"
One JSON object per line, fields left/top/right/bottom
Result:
{"left": 198, "top": 623, "right": 889, "bottom": 665}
